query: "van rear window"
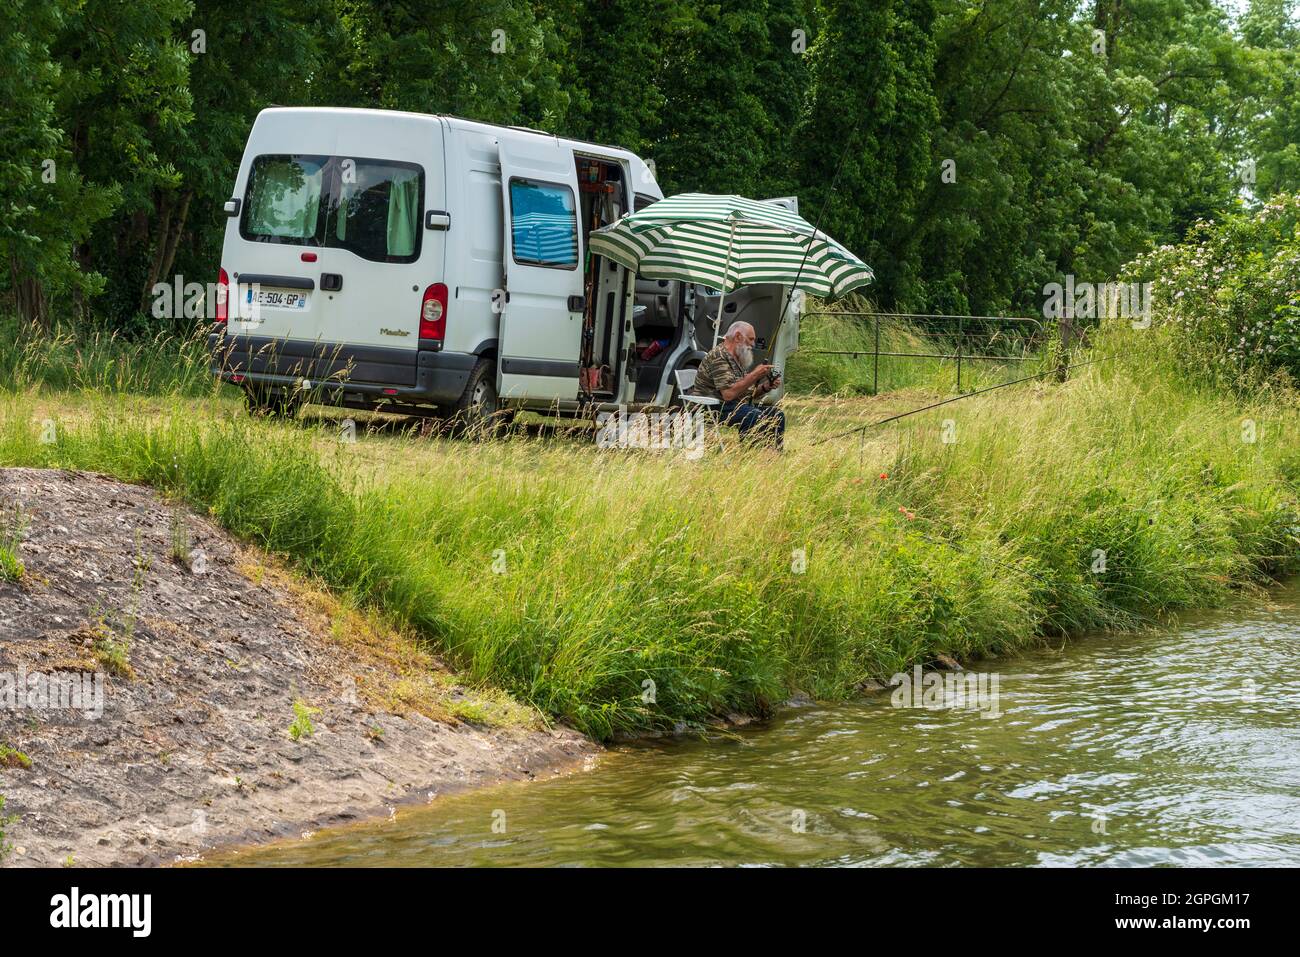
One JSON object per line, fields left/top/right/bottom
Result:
{"left": 241, "top": 155, "right": 424, "bottom": 263}
{"left": 244, "top": 156, "right": 327, "bottom": 241}
{"left": 332, "top": 160, "right": 423, "bottom": 261}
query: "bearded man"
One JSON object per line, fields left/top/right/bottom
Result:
{"left": 687, "top": 320, "right": 785, "bottom": 449}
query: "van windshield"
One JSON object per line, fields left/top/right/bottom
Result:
{"left": 241, "top": 155, "right": 424, "bottom": 263}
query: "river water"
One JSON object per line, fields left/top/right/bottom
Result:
{"left": 212, "top": 583, "right": 1300, "bottom": 867}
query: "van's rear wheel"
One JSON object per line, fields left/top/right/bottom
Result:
{"left": 243, "top": 385, "right": 302, "bottom": 419}
{"left": 449, "top": 358, "right": 512, "bottom": 435}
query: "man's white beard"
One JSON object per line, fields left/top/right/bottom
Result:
{"left": 736, "top": 344, "right": 754, "bottom": 368}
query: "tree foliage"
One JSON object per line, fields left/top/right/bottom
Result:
{"left": 1, "top": 0, "right": 1297, "bottom": 329}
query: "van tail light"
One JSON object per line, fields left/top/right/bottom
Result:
{"left": 419, "top": 282, "right": 448, "bottom": 342}
{"left": 216, "top": 267, "right": 229, "bottom": 324}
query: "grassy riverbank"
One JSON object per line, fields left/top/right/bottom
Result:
{"left": 2, "top": 318, "right": 1298, "bottom": 740}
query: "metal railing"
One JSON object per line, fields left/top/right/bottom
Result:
{"left": 799, "top": 311, "right": 1046, "bottom": 394}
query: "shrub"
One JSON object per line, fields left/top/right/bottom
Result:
{"left": 0, "top": 545, "right": 22, "bottom": 582}
{"left": 288, "top": 700, "right": 321, "bottom": 741}
{"left": 0, "top": 745, "right": 32, "bottom": 770}
{"left": 1125, "top": 193, "right": 1300, "bottom": 386}
{"left": 0, "top": 504, "right": 27, "bottom": 582}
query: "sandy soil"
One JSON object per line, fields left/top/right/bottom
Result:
{"left": 0, "top": 467, "right": 595, "bottom": 867}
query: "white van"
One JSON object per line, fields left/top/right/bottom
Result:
{"left": 209, "top": 107, "right": 801, "bottom": 423}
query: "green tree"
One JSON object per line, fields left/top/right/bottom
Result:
{"left": 902, "top": 0, "right": 1258, "bottom": 315}
{"left": 651, "top": 0, "right": 815, "bottom": 198}
{"left": 1241, "top": 0, "right": 1300, "bottom": 199}
{"left": 322, "top": 0, "right": 570, "bottom": 126}
{"left": 0, "top": 0, "right": 114, "bottom": 327}
{"left": 797, "top": 0, "right": 939, "bottom": 309}
{"left": 559, "top": 0, "right": 687, "bottom": 156}
{"left": 150, "top": 1, "right": 329, "bottom": 316}
{"left": 49, "top": 0, "right": 194, "bottom": 327}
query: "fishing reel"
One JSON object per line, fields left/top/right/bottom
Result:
{"left": 763, "top": 367, "right": 783, "bottom": 388}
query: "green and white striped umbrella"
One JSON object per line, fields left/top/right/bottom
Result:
{"left": 588, "top": 193, "right": 874, "bottom": 305}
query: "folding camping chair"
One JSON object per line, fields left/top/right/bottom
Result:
{"left": 674, "top": 368, "right": 724, "bottom": 453}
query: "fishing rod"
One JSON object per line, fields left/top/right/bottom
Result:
{"left": 767, "top": 116, "right": 863, "bottom": 363}
{"left": 807, "top": 353, "right": 1119, "bottom": 448}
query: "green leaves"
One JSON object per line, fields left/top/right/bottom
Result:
{"left": 5, "top": 0, "right": 1300, "bottom": 330}
{"left": 1125, "top": 192, "right": 1300, "bottom": 385}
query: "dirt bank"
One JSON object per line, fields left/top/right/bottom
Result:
{"left": 0, "top": 467, "right": 595, "bottom": 867}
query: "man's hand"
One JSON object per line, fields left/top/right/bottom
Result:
{"left": 720, "top": 363, "right": 773, "bottom": 402}
{"left": 745, "top": 364, "right": 774, "bottom": 389}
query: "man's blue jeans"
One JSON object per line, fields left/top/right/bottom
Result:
{"left": 719, "top": 400, "right": 785, "bottom": 448}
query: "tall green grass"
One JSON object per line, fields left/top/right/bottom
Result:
{"left": 0, "top": 318, "right": 213, "bottom": 396}
{"left": 2, "top": 320, "right": 1297, "bottom": 739}
{"left": 787, "top": 301, "right": 1046, "bottom": 395}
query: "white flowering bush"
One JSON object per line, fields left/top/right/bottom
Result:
{"left": 1124, "top": 193, "right": 1300, "bottom": 385}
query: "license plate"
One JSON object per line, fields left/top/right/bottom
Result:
{"left": 244, "top": 287, "right": 308, "bottom": 310}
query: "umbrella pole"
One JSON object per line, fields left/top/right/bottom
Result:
{"left": 712, "top": 221, "right": 737, "bottom": 347}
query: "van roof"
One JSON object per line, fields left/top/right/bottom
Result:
{"left": 256, "top": 106, "right": 660, "bottom": 194}
{"left": 260, "top": 105, "right": 443, "bottom": 125}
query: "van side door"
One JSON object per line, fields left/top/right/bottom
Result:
{"left": 497, "top": 137, "right": 585, "bottom": 403}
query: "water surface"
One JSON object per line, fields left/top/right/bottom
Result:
{"left": 214, "top": 584, "right": 1300, "bottom": 867}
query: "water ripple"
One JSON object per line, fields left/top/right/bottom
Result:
{"left": 214, "top": 584, "right": 1300, "bottom": 867}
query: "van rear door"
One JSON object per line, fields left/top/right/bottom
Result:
{"left": 328, "top": 113, "right": 444, "bottom": 355}
{"left": 497, "top": 137, "right": 585, "bottom": 402}
{"left": 224, "top": 109, "right": 445, "bottom": 388}
{"left": 228, "top": 152, "right": 334, "bottom": 363}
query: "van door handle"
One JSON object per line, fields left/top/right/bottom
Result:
{"left": 321, "top": 273, "right": 343, "bottom": 292}
{"left": 567, "top": 295, "right": 586, "bottom": 312}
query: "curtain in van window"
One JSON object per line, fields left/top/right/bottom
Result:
{"left": 509, "top": 180, "right": 578, "bottom": 268}
{"left": 246, "top": 157, "right": 325, "bottom": 239}
{"left": 386, "top": 168, "right": 420, "bottom": 258}
{"left": 329, "top": 160, "right": 422, "bottom": 261}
